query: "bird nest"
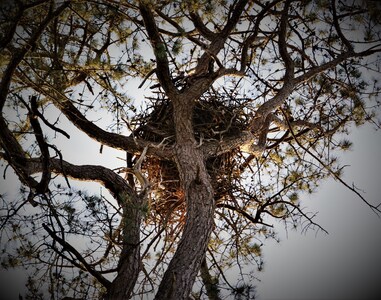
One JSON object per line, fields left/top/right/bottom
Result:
{"left": 133, "top": 94, "right": 249, "bottom": 223}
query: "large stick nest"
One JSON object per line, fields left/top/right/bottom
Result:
{"left": 133, "top": 93, "right": 250, "bottom": 222}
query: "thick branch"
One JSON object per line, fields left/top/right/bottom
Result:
{"left": 222, "top": 0, "right": 249, "bottom": 35}
{"left": 0, "top": 117, "right": 40, "bottom": 202}
{"left": 27, "top": 157, "right": 133, "bottom": 203}
{"left": 27, "top": 156, "right": 143, "bottom": 299}
{"left": 57, "top": 99, "right": 171, "bottom": 156}
{"left": 138, "top": 2, "right": 178, "bottom": 96}
{"left": 188, "top": 11, "right": 216, "bottom": 40}
{"left": 201, "top": 130, "right": 254, "bottom": 157}
{"left": 13, "top": 69, "right": 171, "bottom": 158}
{"left": 295, "top": 46, "right": 381, "bottom": 85}
{"left": 295, "top": 51, "right": 354, "bottom": 84}
{"left": 192, "top": 0, "right": 249, "bottom": 76}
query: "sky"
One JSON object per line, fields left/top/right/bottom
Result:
{"left": 256, "top": 124, "right": 381, "bottom": 300}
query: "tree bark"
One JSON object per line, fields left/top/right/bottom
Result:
{"left": 154, "top": 154, "right": 215, "bottom": 299}
{"left": 154, "top": 96, "right": 215, "bottom": 299}
{"left": 200, "top": 257, "right": 221, "bottom": 300}
{"left": 105, "top": 193, "right": 143, "bottom": 299}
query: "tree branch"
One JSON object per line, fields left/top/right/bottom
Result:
{"left": 42, "top": 223, "right": 111, "bottom": 288}
{"left": 29, "top": 96, "right": 51, "bottom": 195}
{"left": 240, "top": 0, "right": 283, "bottom": 71}
{"left": 138, "top": 2, "right": 178, "bottom": 96}
{"left": 188, "top": 11, "right": 216, "bottom": 40}
{"left": 0, "top": 116, "right": 40, "bottom": 206}
{"left": 282, "top": 110, "right": 381, "bottom": 215}
{"left": 331, "top": 0, "right": 353, "bottom": 52}
{"left": 14, "top": 68, "right": 170, "bottom": 158}
{"left": 192, "top": 0, "right": 249, "bottom": 77}
{"left": 217, "top": 203, "right": 273, "bottom": 228}
{"left": 278, "top": 0, "right": 294, "bottom": 80}
{"left": 0, "top": 1, "right": 70, "bottom": 111}
{"left": 27, "top": 157, "right": 134, "bottom": 205}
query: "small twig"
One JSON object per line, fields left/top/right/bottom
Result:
{"left": 197, "top": 133, "right": 204, "bottom": 147}
{"left": 211, "top": 113, "right": 236, "bottom": 136}
{"left": 152, "top": 135, "right": 174, "bottom": 149}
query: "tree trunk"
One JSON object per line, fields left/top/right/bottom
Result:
{"left": 105, "top": 193, "right": 143, "bottom": 299}
{"left": 154, "top": 96, "right": 216, "bottom": 299}
{"left": 154, "top": 150, "right": 215, "bottom": 299}
{"left": 200, "top": 257, "right": 221, "bottom": 300}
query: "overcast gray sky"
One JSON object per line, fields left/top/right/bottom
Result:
{"left": 256, "top": 124, "right": 381, "bottom": 300}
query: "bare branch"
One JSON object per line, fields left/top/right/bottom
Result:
{"left": 281, "top": 110, "right": 381, "bottom": 215}
{"left": 28, "top": 157, "right": 134, "bottom": 205}
{"left": 15, "top": 68, "right": 171, "bottom": 157}
{"left": 0, "top": 1, "right": 70, "bottom": 111}
{"left": 331, "top": 0, "right": 354, "bottom": 52}
{"left": 29, "top": 96, "right": 51, "bottom": 195}
{"left": 42, "top": 223, "right": 111, "bottom": 288}
{"left": 138, "top": 2, "right": 178, "bottom": 96}
{"left": 188, "top": 11, "right": 216, "bottom": 40}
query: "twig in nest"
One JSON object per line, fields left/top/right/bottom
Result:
{"left": 211, "top": 112, "right": 236, "bottom": 136}
{"left": 152, "top": 136, "right": 174, "bottom": 149}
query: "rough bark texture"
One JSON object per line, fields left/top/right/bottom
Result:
{"left": 154, "top": 96, "right": 215, "bottom": 299}
{"left": 154, "top": 176, "right": 214, "bottom": 299}
{"left": 105, "top": 193, "right": 143, "bottom": 299}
